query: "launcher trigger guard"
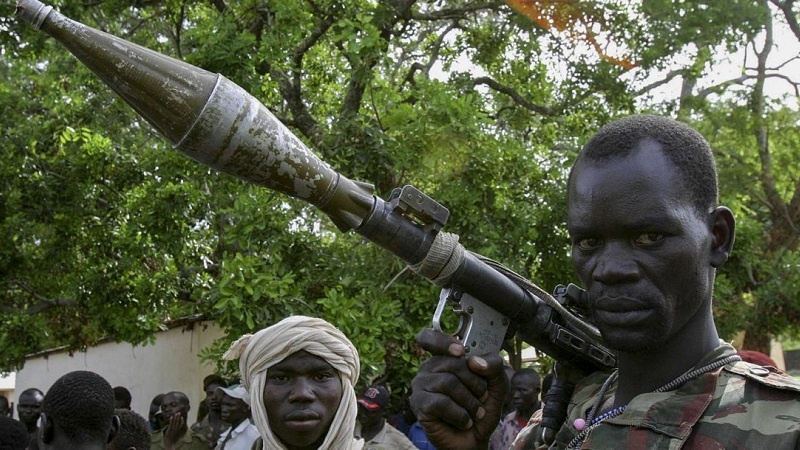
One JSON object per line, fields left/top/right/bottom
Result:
{"left": 432, "top": 287, "right": 509, "bottom": 355}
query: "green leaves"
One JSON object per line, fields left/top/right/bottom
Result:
{"left": 2, "top": 0, "right": 797, "bottom": 379}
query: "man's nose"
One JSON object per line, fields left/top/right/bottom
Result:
{"left": 592, "top": 243, "right": 640, "bottom": 284}
{"left": 288, "top": 378, "right": 315, "bottom": 402}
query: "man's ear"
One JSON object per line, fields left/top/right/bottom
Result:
{"left": 40, "top": 412, "right": 54, "bottom": 444}
{"left": 107, "top": 414, "right": 121, "bottom": 444}
{"left": 709, "top": 206, "right": 735, "bottom": 267}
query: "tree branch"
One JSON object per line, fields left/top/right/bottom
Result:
{"left": 411, "top": 1, "right": 505, "bottom": 21}
{"left": 633, "top": 69, "right": 683, "bottom": 97}
{"left": 7, "top": 280, "right": 76, "bottom": 315}
{"left": 470, "top": 76, "right": 556, "bottom": 116}
{"left": 770, "top": 0, "right": 800, "bottom": 42}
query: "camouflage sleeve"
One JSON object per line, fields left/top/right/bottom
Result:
{"left": 685, "top": 362, "right": 800, "bottom": 449}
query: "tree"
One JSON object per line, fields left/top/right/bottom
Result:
{"left": 1, "top": 0, "right": 797, "bottom": 389}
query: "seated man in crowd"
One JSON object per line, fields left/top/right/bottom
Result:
{"left": 151, "top": 391, "right": 207, "bottom": 450}
{"left": 355, "top": 385, "right": 416, "bottom": 450}
{"left": 39, "top": 370, "right": 119, "bottom": 450}
{"left": 222, "top": 315, "right": 363, "bottom": 449}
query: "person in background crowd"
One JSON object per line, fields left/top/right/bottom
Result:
{"left": 488, "top": 368, "right": 541, "bottom": 450}
{"left": 150, "top": 391, "right": 207, "bottom": 450}
{"left": 387, "top": 397, "right": 415, "bottom": 436}
{"left": 39, "top": 370, "right": 118, "bottom": 450}
{"left": 410, "top": 114, "right": 800, "bottom": 449}
{"left": 213, "top": 385, "right": 258, "bottom": 450}
{"left": 0, "top": 396, "right": 11, "bottom": 417}
{"left": 0, "top": 415, "right": 30, "bottom": 450}
{"left": 108, "top": 408, "right": 151, "bottom": 450}
{"left": 16, "top": 387, "right": 44, "bottom": 450}
{"left": 147, "top": 394, "right": 165, "bottom": 433}
{"left": 114, "top": 387, "right": 133, "bottom": 411}
{"left": 221, "top": 315, "right": 363, "bottom": 449}
{"left": 356, "top": 385, "right": 416, "bottom": 450}
{"left": 191, "top": 375, "right": 227, "bottom": 448}
{"left": 407, "top": 419, "right": 437, "bottom": 450}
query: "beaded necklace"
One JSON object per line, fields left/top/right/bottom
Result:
{"left": 566, "top": 354, "right": 742, "bottom": 449}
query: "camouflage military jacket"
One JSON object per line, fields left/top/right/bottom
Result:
{"left": 512, "top": 342, "right": 800, "bottom": 449}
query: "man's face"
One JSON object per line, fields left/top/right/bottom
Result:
{"left": 568, "top": 140, "right": 715, "bottom": 353}
{"left": 206, "top": 383, "right": 223, "bottom": 412}
{"left": 263, "top": 350, "right": 343, "bottom": 450}
{"left": 220, "top": 395, "right": 249, "bottom": 427}
{"left": 510, "top": 374, "right": 540, "bottom": 415}
{"left": 17, "top": 391, "right": 44, "bottom": 425}
{"left": 356, "top": 403, "right": 384, "bottom": 429}
{"left": 160, "top": 393, "right": 190, "bottom": 422}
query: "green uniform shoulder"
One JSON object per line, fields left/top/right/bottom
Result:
{"left": 724, "top": 360, "right": 800, "bottom": 393}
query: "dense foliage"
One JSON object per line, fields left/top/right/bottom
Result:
{"left": 1, "top": 0, "right": 798, "bottom": 396}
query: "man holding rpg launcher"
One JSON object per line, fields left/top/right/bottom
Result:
{"left": 410, "top": 115, "right": 800, "bottom": 449}
{"left": 12, "top": 4, "right": 800, "bottom": 449}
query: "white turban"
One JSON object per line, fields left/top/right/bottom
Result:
{"left": 222, "top": 316, "right": 363, "bottom": 450}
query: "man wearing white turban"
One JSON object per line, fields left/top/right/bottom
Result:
{"left": 222, "top": 315, "right": 364, "bottom": 450}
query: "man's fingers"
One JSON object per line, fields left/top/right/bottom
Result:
{"left": 411, "top": 355, "right": 488, "bottom": 428}
{"left": 417, "top": 328, "right": 465, "bottom": 357}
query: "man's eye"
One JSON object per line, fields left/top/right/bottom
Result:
{"left": 635, "top": 233, "right": 665, "bottom": 245}
{"left": 576, "top": 238, "right": 602, "bottom": 250}
{"left": 268, "top": 375, "right": 289, "bottom": 384}
{"left": 313, "top": 373, "right": 335, "bottom": 382}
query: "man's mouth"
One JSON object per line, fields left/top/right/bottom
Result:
{"left": 592, "top": 296, "right": 651, "bottom": 325}
{"left": 286, "top": 410, "right": 320, "bottom": 422}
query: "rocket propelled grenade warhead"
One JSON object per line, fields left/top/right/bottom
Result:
{"left": 15, "top": 0, "right": 375, "bottom": 232}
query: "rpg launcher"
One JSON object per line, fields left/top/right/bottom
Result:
{"left": 16, "top": 0, "right": 617, "bottom": 441}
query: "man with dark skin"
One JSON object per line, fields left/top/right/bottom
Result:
{"left": 108, "top": 408, "right": 151, "bottom": 450}
{"left": 409, "top": 115, "right": 800, "bottom": 449}
{"left": 17, "top": 387, "right": 44, "bottom": 450}
{"left": 191, "top": 375, "right": 227, "bottom": 448}
{"left": 0, "top": 415, "right": 30, "bottom": 449}
{"left": 213, "top": 385, "right": 258, "bottom": 450}
{"left": 148, "top": 394, "right": 165, "bottom": 432}
{"left": 489, "top": 368, "right": 541, "bottom": 450}
{"left": 150, "top": 392, "right": 207, "bottom": 450}
{"left": 113, "top": 387, "right": 133, "bottom": 411}
{"left": 39, "top": 370, "right": 119, "bottom": 450}
{"left": 222, "top": 315, "right": 363, "bottom": 449}
{"left": 262, "top": 351, "right": 345, "bottom": 449}
{"left": 0, "top": 396, "right": 11, "bottom": 417}
{"left": 355, "top": 385, "right": 416, "bottom": 449}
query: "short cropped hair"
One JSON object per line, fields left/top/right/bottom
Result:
{"left": 512, "top": 368, "right": 541, "bottom": 388}
{"left": 0, "top": 416, "right": 29, "bottom": 450}
{"left": 19, "top": 388, "right": 44, "bottom": 399}
{"left": 113, "top": 386, "right": 132, "bottom": 409}
{"left": 570, "top": 115, "right": 719, "bottom": 215}
{"left": 109, "top": 408, "right": 151, "bottom": 450}
{"left": 42, "top": 370, "right": 115, "bottom": 444}
{"left": 203, "top": 374, "right": 227, "bottom": 391}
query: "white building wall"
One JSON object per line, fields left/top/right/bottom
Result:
{"left": 14, "top": 320, "right": 225, "bottom": 419}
